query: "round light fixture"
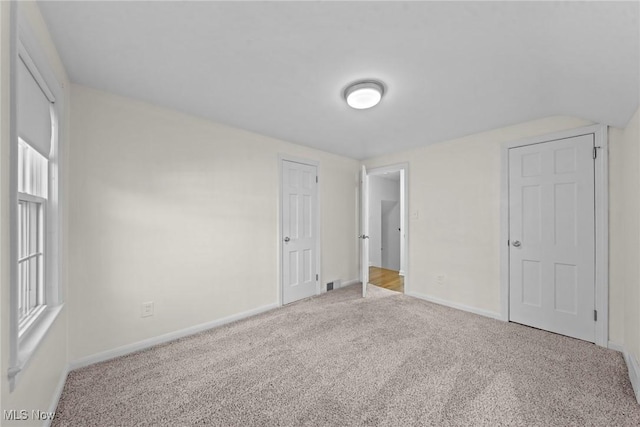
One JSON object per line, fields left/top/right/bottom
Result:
{"left": 344, "top": 80, "right": 384, "bottom": 110}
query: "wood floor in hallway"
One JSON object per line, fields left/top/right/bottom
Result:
{"left": 369, "top": 266, "right": 404, "bottom": 293}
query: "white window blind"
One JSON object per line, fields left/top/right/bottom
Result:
{"left": 17, "top": 55, "right": 53, "bottom": 158}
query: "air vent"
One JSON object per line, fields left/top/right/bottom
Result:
{"left": 326, "top": 279, "right": 342, "bottom": 291}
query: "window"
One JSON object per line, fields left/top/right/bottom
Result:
{"left": 8, "top": 28, "right": 63, "bottom": 390}
{"left": 17, "top": 139, "right": 48, "bottom": 335}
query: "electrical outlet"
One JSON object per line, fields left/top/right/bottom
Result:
{"left": 436, "top": 275, "right": 445, "bottom": 286}
{"left": 141, "top": 301, "right": 154, "bottom": 318}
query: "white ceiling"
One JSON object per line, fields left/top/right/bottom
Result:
{"left": 38, "top": 1, "right": 639, "bottom": 160}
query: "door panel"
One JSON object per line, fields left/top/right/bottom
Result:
{"left": 282, "top": 160, "right": 317, "bottom": 304}
{"left": 509, "top": 134, "right": 595, "bottom": 342}
{"left": 521, "top": 260, "right": 541, "bottom": 307}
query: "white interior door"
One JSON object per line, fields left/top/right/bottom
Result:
{"left": 508, "top": 134, "right": 595, "bottom": 342}
{"left": 282, "top": 160, "right": 318, "bottom": 305}
{"left": 360, "top": 165, "right": 369, "bottom": 297}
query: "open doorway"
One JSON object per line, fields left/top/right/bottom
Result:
{"left": 366, "top": 165, "right": 407, "bottom": 293}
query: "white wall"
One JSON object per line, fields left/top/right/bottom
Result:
{"left": 1, "top": 2, "right": 10, "bottom": 418}
{"left": 368, "top": 175, "right": 400, "bottom": 269}
{"left": 623, "top": 109, "right": 640, "bottom": 363}
{"left": 610, "top": 108, "right": 640, "bottom": 360}
{"left": 363, "top": 116, "right": 595, "bottom": 316}
{"left": 68, "top": 85, "right": 360, "bottom": 362}
{"left": 609, "top": 124, "right": 633, "bottom": 347}
{"left": 1, "top": 1, "right": 70, "bottom": 424}
{"left": 381, "top": 200, "right": 400, "bottom": 271}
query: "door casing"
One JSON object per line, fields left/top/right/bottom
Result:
{"left": 364, "top": 163, "right": 410, "bottom": 295}
{"left": 360, "top": 166, "right": 369, "bottom": 297}
{"left": 278, "top": 154, "right": 321, "bottom": 306}
{"left": 500, "top": 124, "right": 609, "bottom": 347}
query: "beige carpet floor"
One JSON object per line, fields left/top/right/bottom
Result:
{"left": 53, "top": 284, "right": 640, "bottom": 426}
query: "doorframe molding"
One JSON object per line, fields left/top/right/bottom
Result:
{"left": 278, "top": 154, "right": 322, "bottom": 307}
{"left": 366, "top": 163, "right": 410, "bottom": 294}
{"left": 499, "top": 124, "right": 609, "bottom": 347}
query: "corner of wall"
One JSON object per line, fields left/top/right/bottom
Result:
{"left": 624, "top": 350, "right": 640, "bottom": 404}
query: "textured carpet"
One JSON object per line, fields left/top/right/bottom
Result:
{"left": 53, "top": 284, "right": 640, "bottom": 426}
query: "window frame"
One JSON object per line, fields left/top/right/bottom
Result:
{"left": 7, "top": 6, "right": 65, "bottom": 392}
{"left": 17, "top": 190, "right": 47, "bottom": 337}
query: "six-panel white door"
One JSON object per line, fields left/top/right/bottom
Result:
{"left": 509, "top": 134, "right": 595, "bottom": 342}
{"left": 282, "top": 160, "right": 318, "bottom": 305}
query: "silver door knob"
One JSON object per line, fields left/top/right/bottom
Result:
{"left": 512, "top": 240, "right": 521, "bottom": 247}
{"left": 284, "top": 237, "right": 290, "bottom": 242}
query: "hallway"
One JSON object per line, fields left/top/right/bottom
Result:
{"left": 369, "top": 266, "right": 404, "bottom": 293}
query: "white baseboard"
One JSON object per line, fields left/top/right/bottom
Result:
{"left": 406, "top": 291, "right": 502, "bottom": 321}
{"left": 623, "top": 350, "right": 640, "bottom": 404}
{"left": 608, "top": 341, "right": 625, "bottom": 352}
{"left": 45, "top": 364, "right": 69, "bottom": 427}
{"left": 604, "top": 343, "right": 640, "bottom": 405}
{"left": 69, "top": 303, "right": 279, "bottom": 371}
{"left": 341, "top": 279, "right": 359, "bottom": 288}
{"left": 399, "top": 270, "right": 405, "bottom": 277}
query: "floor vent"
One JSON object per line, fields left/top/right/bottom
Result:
{"left": 327, "top": 279, "right": 341, "bottom": 291}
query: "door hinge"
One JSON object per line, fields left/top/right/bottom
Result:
{"left": 594, "top": 310, "right": 598, "bottom": 321}
{"left": 593, "top": 146, "right": 601, "bottom": 160}
{"left": 316, "top": 176, "right": 318, "bottom": 183}
{"left": 316, "top": 274, "right": 318, "bottom": 281}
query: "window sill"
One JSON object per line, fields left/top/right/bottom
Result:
{"left": 18, "top": 305, "right": 47, "bottom": 338}
{"left": 8, "top": 303, "right": 64, "bottom": 391}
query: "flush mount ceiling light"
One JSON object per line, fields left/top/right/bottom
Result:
{"left": 344, "top": 80, "right": 385, "bottom": 110}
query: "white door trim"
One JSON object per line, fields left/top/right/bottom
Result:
{"left": 366, "top": 163, "right": 410, "bottom": 294}
{"left": 278, "top": 154, "right": 321, "bottom": 306}
{"left": 360, "top": 165, "right": 369, "bottom": 297}
{"left": 500, "top": 124, "right": 609, "bottom": 347}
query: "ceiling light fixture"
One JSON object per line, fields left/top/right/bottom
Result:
{"left": 344, "top": 80, "right": 384, "bottom": 110}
